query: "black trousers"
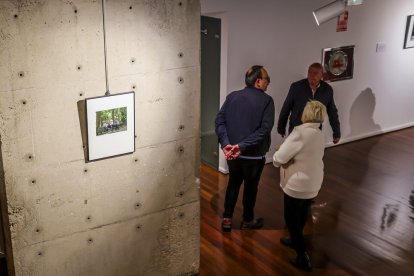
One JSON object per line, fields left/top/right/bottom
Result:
{"left": 223, "top": 157, "right": 265, "bottom": 222}
{"left": 284, "top": 193, "right": 313, "bottom": 255}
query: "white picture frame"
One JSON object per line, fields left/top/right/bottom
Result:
{"left": 85, "top": 92, "right": 135, "bottom": 162}
{"left": 404, "top": 15, "right": 414, "bottom": 49}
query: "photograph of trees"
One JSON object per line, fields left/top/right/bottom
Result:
{"left": 96, "top": 107, "right": 127, "bottom": 136}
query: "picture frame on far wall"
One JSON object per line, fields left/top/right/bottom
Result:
{"left": 321, "top": 45, "right": 354, "bottom": 82}
{"left": 404, "top": 15, "right": 414, "bottom": 49}
{"left": 85, "top": 91, "right": 135, "bottom": 162}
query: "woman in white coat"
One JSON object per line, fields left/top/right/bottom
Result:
{"left": 273, "top": 100, "right": 327, "bottom": 272}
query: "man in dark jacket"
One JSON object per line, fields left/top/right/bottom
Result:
{"left": 277, "top": 62, "right": 341, "bottom": 144}
{"left": 215, "top": 65, "right": 275, "bottom": 232}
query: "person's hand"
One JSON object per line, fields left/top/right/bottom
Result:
{"left": 223, "top": 145, "right": 233, "bottom": 156}
{"left": 224, "top": 144, "right": 240, "bottom": 160}
{"left": 282, "top": 158, "right": 294, "bottom": 169}
{"left": 333, "top": 137, "right": 340, "bottom": 144}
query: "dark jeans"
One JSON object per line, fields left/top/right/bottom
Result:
{"left": 284, "top": 193, "right": 313, "bottom": 255}
{"left": 223, "top": 157, "right": 265, "bottom": 222}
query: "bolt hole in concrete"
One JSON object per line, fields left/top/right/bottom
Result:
{"left": 129, "top": 6, "right": 132, "bottom": 10}
{"left": 31, "top": 179, "right": 36, "bottom": 184}
{"left": 178, "top": 124, "right": 185, "bottom": 131}
{"left": 178, "top": 52, "right": 183, "bottom": 58}
{"left": 179, "top": 212, "right": 185, "bottom": 218}
{"left": 18, "top": 71, "right": 24, "bottom": 77}
{"left": 178, "top": 145, "right": 184, "bottom": 153}
{"left": 178, "top": 2, "right": 182, "bottom": 6}
{"left": 37, "top": 251, "right": 43, "bottom": 256}
{"left": 178, "top": 77, "right": 184, "bottom": 84}
{"left": 14, "top": 14, "right": 18, "bottom": 18}
{"left": 22, "top": 100, "right": 27, "bottom": 105}
{"left": 77, "top": 65, "right": 82, "bottom": 70}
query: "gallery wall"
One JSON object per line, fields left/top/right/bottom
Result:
{"left": 0, "top": 0, "right": 200, "bottom": 275}
{"left": 201, "top": 0, "right": 414, "bottom": 172}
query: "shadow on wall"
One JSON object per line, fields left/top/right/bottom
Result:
{"left": 345, "top": 88, "right": 382, "bottom": 190}
{"left": 349, "top": 88, "right": 381, "bottom": 137}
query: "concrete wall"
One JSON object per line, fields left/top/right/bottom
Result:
{"left": 0, "top": 0, "right": 200, "bottom": 275}
{"left": 201, "top": 0, "right": 414, "bottom": 172}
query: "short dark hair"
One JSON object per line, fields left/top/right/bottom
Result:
{"left": 309, "top": 62, "right": 324, "bottom": 72}
{"left": 245, "top": 65, "right": 263, "bottom": 87}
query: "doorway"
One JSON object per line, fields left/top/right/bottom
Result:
{"left": 200, "top": 16, "right": 221, "bottom": 169}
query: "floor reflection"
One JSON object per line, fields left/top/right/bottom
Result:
{"left": 409, "top": 190, "right": 414, "bottom": 224}
{"left": 380, "top": 203, "right": 399, "bottom": 230}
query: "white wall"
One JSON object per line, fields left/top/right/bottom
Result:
{"left": 201, "top": 0, "right": 414, "bottom": 172}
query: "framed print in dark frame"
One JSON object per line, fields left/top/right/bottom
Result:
{"left": 321, "top": 45, "right": 354, "bottom": 82}
{"left": 404, "top": 15, "right": 414, "bottom": 49}
{"left": 85, "top": 91, "right": 135, "bottom": 162}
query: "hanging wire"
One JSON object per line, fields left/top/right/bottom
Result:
{"left": 102, "top": 0, "right": 110, "bottom": 96}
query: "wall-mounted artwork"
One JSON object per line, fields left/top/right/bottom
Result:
{"left": 404, "top": 15, "right": 414, "bottom": 49}
{"left": 322, "top": 45, "right": 354, "bottom": 82}
{"left": 85, "top": 92, "right": 135, "bottom": 162}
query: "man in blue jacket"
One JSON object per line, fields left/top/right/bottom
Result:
{"left": 215, "top": 65, "right": 275, "bottom": 232}
{"left": 277, "top": 62, "right": 341, "bottom": 144}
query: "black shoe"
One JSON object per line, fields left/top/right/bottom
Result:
{"left": 240, "top": 217, "right": 264, "bottom": 230}
{"left": 221, "top": 218, "right": 232, "bottom": 232}
{"left": 289, "top": 252, "right": 312, "bottom": 272}
{"left": 280, "top": 237, "right": 294, "bottom": 249}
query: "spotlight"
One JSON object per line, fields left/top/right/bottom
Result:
{"left": 346, "top": 0, "right": 363, "bottom": 5}
{"left": 313, "top": 0, "right": 364, "bottom": 26}
{"left": 313, "top": 0, "right": 346, "bottom": 26}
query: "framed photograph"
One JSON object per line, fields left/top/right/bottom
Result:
{"left": 321, "top": 45, "right": 354, "bottom": 82}
{"left": 404, "top": 15, "right": 414, "bottom": 49}
{"left": 85, "top": 92, "right": 135, "bottom": 162}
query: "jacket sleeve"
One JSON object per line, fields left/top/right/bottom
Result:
{"left": 277, "top": 84, "right": 294, "bottom": 136}
{"left": 215, "top": 99, "right": 230, "bottom": 148}
{"left": 273, "top": 128, "right": 303, "bottom": 167}
{"left": 326, "top": 92, "right": 341, "bottom": 138}
{"left": 238, "top": 97, "right": 275, "bottom": 151}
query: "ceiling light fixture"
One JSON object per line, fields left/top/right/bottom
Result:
{"left": 313, "top": 0, "right": 363, "bottom": 26}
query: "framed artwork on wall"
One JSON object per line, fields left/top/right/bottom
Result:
{"left": 85, "top": 92, "right": 135, "bottom": 162}
{"left": 404, "top": 15, "right": 414, "bottom": 49}
{"left": 321, "top": 45, "right": 354, "bottom": 82}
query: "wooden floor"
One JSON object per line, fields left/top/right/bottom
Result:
{"left": 200, "top": 127, "right": 414, "bottom": 275}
